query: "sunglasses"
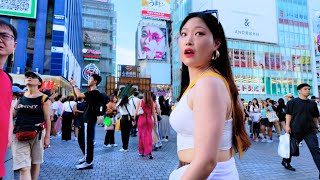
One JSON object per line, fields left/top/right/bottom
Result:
{"left": 25, "top": 74, "right": 39, "bottom": 79}
{"left": 190, "top": 10, "right": 220, "bottom": 24}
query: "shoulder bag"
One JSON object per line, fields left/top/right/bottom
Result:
{"left": 266, "top": 110, "right": 279, "bottom": 122}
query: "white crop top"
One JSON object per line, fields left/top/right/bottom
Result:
{"left": 170, "top": 89, "right": 233, "bottom": 152}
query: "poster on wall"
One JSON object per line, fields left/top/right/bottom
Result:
{"left": 192, "top": 0, "right": 278, "bottom": 44}
{"left": 137, "top": 25, "right": 167, "bottom": 61}
{"left": 313, "top": 11, "right": 320, "bottom": 56}
{"left": 141, "top": 0, "right": 170, "bottom": 20}
{"left": 0, "top": 0, "right": 37, "bottom": 19}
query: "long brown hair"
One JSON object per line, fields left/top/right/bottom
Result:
{"left": 179, "top": 12, "right": 250, "bottom": 157}
{"left": 143, "top": 91, "right": 152, "bottom": 108}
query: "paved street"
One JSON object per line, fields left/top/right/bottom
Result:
{"left": 13, "top": 126, "right": 319, "bottom": 180}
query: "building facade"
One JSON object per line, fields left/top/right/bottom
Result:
{"left": 82, "top": 0, "right": 116, "bottom": 92}
{"left": 1, "top": 0, "right": 83, "bottom": 87}
{"left": 171, "top": 0, "right": 318, "bottom": 101}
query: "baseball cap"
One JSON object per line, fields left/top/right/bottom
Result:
{"left": 24, "top": 71, "right": 43, "bottom": 83}
{"left": 12, "top": 85, "right": 24, "bottom": 93}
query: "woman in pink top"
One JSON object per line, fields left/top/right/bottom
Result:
{"left": 134, "top": 91, "right": 157, "bottom": 159}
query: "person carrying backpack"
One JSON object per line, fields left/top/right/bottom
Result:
{"left": 70, "top": 74, "right": 104, "bottom": 170}
{"left": 12, "top": 71, "right": 51, "bottom": 180}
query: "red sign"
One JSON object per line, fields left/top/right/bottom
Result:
{"left": 141, "top": 10, "right": 170, "bottom": 20}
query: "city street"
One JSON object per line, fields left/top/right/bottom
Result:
{"left": 16, "top": 126, "right": 318, "bottom": 180}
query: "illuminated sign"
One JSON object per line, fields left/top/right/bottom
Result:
{"left": 82, "top": 63, "right": 100, "bottom": 82}
{"left": 120, "top": 65, "right": 139, "bottom": 77}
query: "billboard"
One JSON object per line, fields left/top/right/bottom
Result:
{"left": 120, "top": 65, "right": 139, "bottom": 77}
{"left": 192, "top": 0, "right": 278, "bottom": 44}
{"left": 141, "top": 0, "right": 170, "bottom": 20}
{"left": 137, "top": 25, "right": 167, "bottom": 60}
{"left": 0, "top": 0, "right": 37, "bottom": 19}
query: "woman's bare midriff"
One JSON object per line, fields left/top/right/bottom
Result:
{"left": 178, "top": 148, "right": 232, "bottom": 163}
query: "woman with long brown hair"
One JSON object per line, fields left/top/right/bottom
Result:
{"left": 134, "top": 91, "right": 157, "bottom": 159}
{"left": 169, "top": 11, "right": 250, "bottom": 179}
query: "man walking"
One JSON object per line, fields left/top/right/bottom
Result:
{"left": 70, "top": 74, "right": 103, "bottom": 170}
{"left": 0, "top": 19, "right": 16, "bottom": 180}
{"left": 282, "top": 83, "right": 320, "bottom": 179}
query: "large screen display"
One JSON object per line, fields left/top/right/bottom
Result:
{"left": 137, "top": 25, "right": 167, "bottom": 61}
{"left": 192, "top": 0, "right": 278, "bottom": 44}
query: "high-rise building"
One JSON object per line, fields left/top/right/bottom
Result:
{"left": 82, "top": 0, "right": 116, "bottom": 92}
{"left": 1, "top": 0, "right": 83, "bottom": 88}
{"left": 171, "top": 0, "right": 318, "bottom": 101}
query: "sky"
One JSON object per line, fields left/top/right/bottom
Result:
{"left": 114, "top": 0, "right": 141, "bottom": 66}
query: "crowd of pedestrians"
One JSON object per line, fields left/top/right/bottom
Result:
{"left": 2, "top": 12, "right": 320, "bottom": 180}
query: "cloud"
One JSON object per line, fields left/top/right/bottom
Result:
{"left": 116, "top": 47, "right": 136, "bottom": 65}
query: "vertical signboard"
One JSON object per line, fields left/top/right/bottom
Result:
{"left": 141, "top": 0, "right": 170, "bottom": 20}
{"left": 0, "top": 0, "right": 37, "bottom": 18}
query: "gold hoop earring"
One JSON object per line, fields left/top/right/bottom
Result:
{"left": 211, "top": 50, "right": 220, "bottom": 60}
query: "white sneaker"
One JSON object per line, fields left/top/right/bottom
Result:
{"left": 119, "top": 148, "right": 128, "bottom": 152}
{"left": 93, "top": 141, "right": 96, "bottom": 146}
{"left": 112, "top": 144, "right": 118, "bottom": 147}
{"left": 261, "top": 138, "right": 267, "bottom": 143}
{"left": 162, "top": 139, "right": 168, "bottom": 142}
{"left": 74, "top": 137, "right": 78, "bottom": 141}
{"left": 78, "top": 156, "right": 86, "bottom": 164}
{"left": 267, "top": 139, "right": 273, "bottom": 143}
{"left": 104, "top": 144, "right": 112, "bottom": 148}
{"left": 76, "top": 162, "right": 93, "bottom": 170}
{"left": 299, "top": 142, "right": 303, "bottom": 147}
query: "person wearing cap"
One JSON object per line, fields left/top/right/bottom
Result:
{"left": 282, "top": 83, "right": 320, "bottom": 179}
{"left": 12, "top": 85, "right": 24, "bottom": 107}
{"left": 285, "top": 93, "right": 294, "bottom": 102}
{"left": 0, "top": 19, "right": 17, "bottom": 180}
{"left": 11, "top": 71, "right": 51, "bottom": 180}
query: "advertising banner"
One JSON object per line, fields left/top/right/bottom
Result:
{"left": 82, "top": 44, "right": 102, "bottom": 61}
{"left": 141, "top": 0, "right": 170, "bottom": 20}
{"left": 313, "top": 12, "right": 320, "bottom": 56}
{"left": 0, "top": 0, "right": 37, "bottom": 19}
{"left": 120, "top": 65, "right": 139, "bottom": 78}
{"left": 137, "top": 25, "right": 167, "bottom": 61}
{"left": 192, "top": 0, "right": 278, "bottom": 44}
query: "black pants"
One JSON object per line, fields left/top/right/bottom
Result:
{"left": 253, "top": 122, "right": 260, "bottom": 137}
{"left": 120, "top": 115, "right": 132, "bottom": 150}
{"left": 78, "top": 116, "right": 97, "bottom": 164}
{"left": 62, "top": 114, "right": 73, "bottom": 140}
{"left": 131, "top": 115, "right": 139, "bottom": 136}
{"left": 104, "top": 127, "right": 115, "bottom": 145}
{"left": 283, "top": 132, "right": 320, "bottom": 172}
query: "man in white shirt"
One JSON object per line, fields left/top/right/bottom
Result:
{"left": 129, "top": 92, "right": 141, "bottom": 137}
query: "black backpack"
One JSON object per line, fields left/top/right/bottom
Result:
{"left": 93, "top": 93, "right": 108, "bottom": 116}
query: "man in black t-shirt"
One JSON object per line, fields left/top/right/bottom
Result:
{"left": 282, "top": 83, "right": 320, "bottom": 179}
{"left": 70, "top": 74, "right": 102, "bottom": 170}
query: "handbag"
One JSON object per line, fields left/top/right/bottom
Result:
{"left": 157, "top": 114, "right": 162, "bottom": 121}
{"left": 16, "top": 131, "right": 38, "bottom": 141}
{"left": 104, "top": 116, "right": 112, "bottom": 126}
{"left": 290, "top": 137, "right": 300, "bottom": 156}
{"left": 278, "top": 133, "right": 290, "bottom": 158}
{"left": 115, "top": 117, "right": 121, "bottom": 130}
{"left": 266, "top": 110, "right": 279, "bottom": 122}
